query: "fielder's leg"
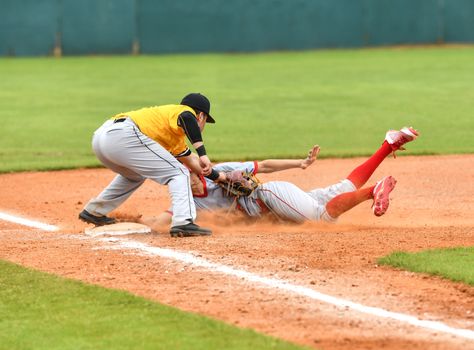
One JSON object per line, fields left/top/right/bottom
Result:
{"left": 80, "top": 120, "right": 146, "bottom": 226}
{"left": 84, "top": 174, "right": 145, "bottom": 217}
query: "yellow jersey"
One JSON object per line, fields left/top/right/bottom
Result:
{"left": 113, "top": 104, "right": 196, "bottom": 156}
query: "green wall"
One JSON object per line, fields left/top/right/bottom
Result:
{"left": 1, "top": 0, "right": 473, "bottom": 56}
{"left": 0, "top": 0, "right": 59, "bottom": 56}
{"left": 364, "top": 0, "right": 443, "bottom": 45}
{"left": 61, "top": 0, "right": 135, "bottom": 55}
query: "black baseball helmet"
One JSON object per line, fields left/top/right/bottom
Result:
{"left": 180, "top": 93, "right": 215, "bottom": 123}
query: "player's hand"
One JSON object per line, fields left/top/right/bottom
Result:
{"left": 199, "top": 155, "right": 212, "bottom": 176}
{"left": 301, "top": 145, "right": 320, "bottom": 169}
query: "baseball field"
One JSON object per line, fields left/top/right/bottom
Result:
{"left": 0, "top": 46, "right": 473, "bottom": 349}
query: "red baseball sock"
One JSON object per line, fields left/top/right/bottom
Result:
{"left": 326, "top": 186, "right": 375, "bottom": 219}
{"left": 347, "top": 141, "right": 392, "bottom": 189}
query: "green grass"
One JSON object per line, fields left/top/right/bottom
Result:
{"left": 0, "top": 260, "right": 308, "bottom": 350}
{"left": 0, "top": 46, "right": 473, "bottom": 172}
{"left": 378, "top": 247, "right": 474, "bottom": 286}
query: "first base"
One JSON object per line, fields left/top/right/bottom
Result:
{"left": 85, "top": 222, "right": 151, "bottom": 237}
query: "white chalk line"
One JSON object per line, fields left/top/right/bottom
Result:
{"left": 99, "top": 237, "right": 474, "bottom": 341}
{"left": 1, "top": 211, "right": 473, "bottom": 341}
{"left": 0, "top": 211, "right": 58, "bottom": 231}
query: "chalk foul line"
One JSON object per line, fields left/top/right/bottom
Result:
{"left": 0, "top": 211, "right": 472, "bottom": 341}
{"left": 0, "top": 212, "right": 58, "bottom": 232}
{"left": 98, "top": 237, "right": 474, "bottom": 341}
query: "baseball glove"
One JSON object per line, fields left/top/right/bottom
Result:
{"left": 220, "top": 170, "right": 260, "bottom": 197}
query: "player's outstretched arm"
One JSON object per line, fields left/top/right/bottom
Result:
{"left": 179, "top": 152, "right": 226, "bottom": 182}
{"left": 177, "top": 111, "right": 213, "bottom": 175}
{"left": 257, "top": 145, "right": 320, "bottom": 174}
{"left": 179, "top": 153, "right": 204, "bottom": 175}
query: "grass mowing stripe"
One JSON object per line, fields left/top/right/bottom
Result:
{"left": 0, "top": 260, "right": 308, "bottom": 350}
{"left": 0, "top": 47, "right": 473, "bottom": 172}
{"left": 378, "top": 247, "right": 474, "bottom": 286}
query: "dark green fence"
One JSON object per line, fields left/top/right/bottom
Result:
{"left": 61, "top": 0, "right": 135, "bottom": 55}
{"left": 1, "top": 0, "right": 473, "bottom": 56}
{"left": 0, "top": 0, "right": 59, "bottom": 56}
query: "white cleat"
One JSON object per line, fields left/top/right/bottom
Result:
{"left": 385, "top": 127, "right": 419, "bottom": 157}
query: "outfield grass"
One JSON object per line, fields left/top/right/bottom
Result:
{"left": 0, "top": 46, "right": 473, "bottom": 172}
{"left": 0, "top": 260, "right": 308, "bottom": 350}
{"left": 378, "top": 247, "right": 474, "bottom": 286}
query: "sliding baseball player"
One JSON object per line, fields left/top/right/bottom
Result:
{"left": 156, "top": 127, "right": 418, "bottom": 225}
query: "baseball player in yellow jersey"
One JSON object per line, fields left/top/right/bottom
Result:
{"left": 79, "top": 93, "right": 223, "bottom": 237}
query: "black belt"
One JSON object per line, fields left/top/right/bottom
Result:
{"left": 113, "top": 117, "right": 141, "bottom": 131}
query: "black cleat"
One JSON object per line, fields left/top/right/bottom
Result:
{"left": 79, "top": 210, "right": 116, "bottom": 226}
{"left": 170, "top": 223, "right": 212, "bottom": 237}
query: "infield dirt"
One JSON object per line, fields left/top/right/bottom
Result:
{"left": 0, "top": 155, "right": 473, "bottom": 350}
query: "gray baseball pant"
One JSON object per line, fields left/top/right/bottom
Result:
{"left": 84, "top": 118, "right": 196, "bottom": 227}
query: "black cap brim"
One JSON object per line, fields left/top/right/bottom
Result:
{"left": 206, "top": 114, "right": 216, "bottom": 123}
